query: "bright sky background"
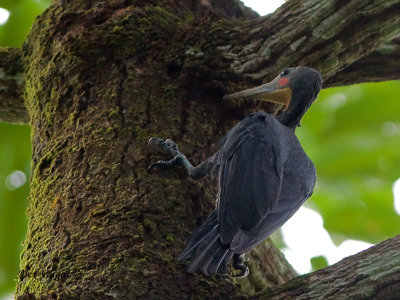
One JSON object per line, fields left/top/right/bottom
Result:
{"left": 394, "top": 179, "right": 400, "bottom": 215}
{"left": 0, "top": 8, "right": 10, "bottom": 25}
{"left": 241, "top": 0, "right": 378, "bottom": 274}
{"left": 242, "top": 0, "right": 285, "bottom": 15}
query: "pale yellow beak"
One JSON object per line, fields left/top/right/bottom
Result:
{"left": 223, "top": 80, "right": 292, "bottom": 108}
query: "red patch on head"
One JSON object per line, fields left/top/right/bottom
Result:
{"left": 278, "top": 78, "right": 290, "bottom": 87}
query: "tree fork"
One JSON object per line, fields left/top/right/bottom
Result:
{"left": 2, "top": 1, "right": 400, "bottom": 124}
{"left": 220, "top": 0, "right": 400, "bottom": 88}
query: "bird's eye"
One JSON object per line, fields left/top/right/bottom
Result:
{"left": 281, "top": 69, "right": 290, "bottom": 76}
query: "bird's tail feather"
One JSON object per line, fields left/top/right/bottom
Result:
{"left": 178, "top": 210, "right": 233, "bottom": 276}
{"left": 177, "top": 210, "right": 219, "bottom": 261}
{"left": 205, "top": 246, "right": 230, "bottom": 274}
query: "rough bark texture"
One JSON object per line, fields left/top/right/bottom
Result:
{"left": 219, "top": 0, "right": 400, "bottom": 88}
{"left": 328, "top": 36, "right": 400, "bottom": 86}
{"left": 256, "top": 235, "right": 400, "bottom": 299}
{"left": 0, "top": 0, "right": 397, "bottom": 298}
{"left": 3, "top": 4, "right": 400, "bottom": 125}
{"left": 17, "top": 1, "right": 259, "bottom": 298}
{"left": 0, "top": 47, "right": 28, "bottom": 123}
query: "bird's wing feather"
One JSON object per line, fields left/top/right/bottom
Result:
{"left": 234, "top": 136, "right": 316, "bottom": 253}
{"left": 218, "top": 113, "right": 286, "bottom": 245}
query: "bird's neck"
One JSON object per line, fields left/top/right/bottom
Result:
{"left": 276, "top": 103, "right": 306, "bottom": 130}
{"left": 276, "top": 88, "right": 313, "bottom": 130}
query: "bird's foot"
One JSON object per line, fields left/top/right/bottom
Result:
{"left": 148, "top": 137, "right": 186, "bottom": 172}
{"left": 232, "top": 254, "right": 249, "bottom": 278}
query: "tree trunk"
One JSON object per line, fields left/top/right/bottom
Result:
{"left": 0, "top": 0, "right": 398, "bottom": 298}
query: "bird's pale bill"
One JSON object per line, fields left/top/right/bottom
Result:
{"left": 223, "top": 76, "right": 292, "bottom": 108}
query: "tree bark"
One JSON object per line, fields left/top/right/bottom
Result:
{"left": 328, "top": 36, "right": 400, "bottom": 86}
{"left": 219, "top": 0, "right": 400, "bottom": 87}
{"left": 3, "top": 3, "right": 400, "bottom": 125}
{"left": 256, "top": 235, "right": 400, "bottom": 299}
{"left": 0, "top": 47, "right": 28, "bottom": 123}
{"left": 0, "top": 0, "right": 397, "bottom": 298}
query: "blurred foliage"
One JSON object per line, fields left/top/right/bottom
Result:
{"left": 0, "top": 0, "right": 50, "bottom": 47}
{"left": 0, "top": 124, "right": 31, "bottom": 298}
{"left": 310, "top": 255, "right": 328, "bottom": 271}
{"left": 0, "top": 0, "right": 400, "bottom": 297}
{"left": 299, "top": 82, "right": 400, "bottom": 245}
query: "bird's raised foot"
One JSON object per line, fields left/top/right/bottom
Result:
{"left": 148, "top": 137, "right": 185, "bottom": 172}
{"left": 232, "top": 254, "right": 249, "bottom": 278}
{"left": 148, "top": 137, "right": 179, "bottom": 155}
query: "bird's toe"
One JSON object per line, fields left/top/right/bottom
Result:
{"left": 233, "top": 265, "right": 249, "bottom": 278}
{"left": 232, "top": 253, "right": 249, "bottom": 278}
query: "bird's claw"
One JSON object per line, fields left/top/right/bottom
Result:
{"left": 232, "top": 254, "right": 249, "bottom": 278}
{"left": 148, "top": 137, "right": 179, "bottom": 154}
{"left": 148, "top": 137, "right": 183, "bottom": 172}
{"left": 148, "top": 156, "right": 182, "bottom": 172}
{"left": 233, "top": 264, "right": 249, "bottom": 278}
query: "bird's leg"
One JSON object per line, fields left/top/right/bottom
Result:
{"left": 148, "top": 137, "right": 193, "bottom": 173}
{"left": 148, "top": 137, "right": 217, "bottom": 179}
{"left": 232, "top": 254, "right": 249, "bottom": 278}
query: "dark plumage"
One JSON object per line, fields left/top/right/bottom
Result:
{"left": 148, "top": 66, "right": 323, "bottom": 277}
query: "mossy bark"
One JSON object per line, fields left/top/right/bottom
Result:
{"left": 12, "top": 0, "right": 400, "bottom": 299}
{"left": 256, "top": 235, "right": 400, "bottom": 299}
{"left": 16, "top": 1, "right": 273, "bottom": 298}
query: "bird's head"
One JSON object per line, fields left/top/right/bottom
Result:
{"left": 224, "top": 66, "right": 323, "bottom": 128}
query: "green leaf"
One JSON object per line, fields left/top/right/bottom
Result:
{"left": 310, "top": 255, "right": 329, "bottom": 271}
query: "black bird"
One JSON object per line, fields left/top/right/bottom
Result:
{"left": 148, "top": 66, "right": 323, "bottom": 277}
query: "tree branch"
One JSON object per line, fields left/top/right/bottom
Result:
{"left": 0, "top": 47, "right": 28, "bottom": 124}
{"left": 222, "top": 0, "right": 400, "bottom": 89}
{"left": 327, "top": 36, "right": 400, "bottom": 86}
{"left": 256, "top": 234, "right": 400, "bottom": 299}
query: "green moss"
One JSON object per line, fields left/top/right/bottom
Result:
{"left": 166, "top": 233, "right": 175, "bottom": 243}
{"left": 17, "top": 2, "right": 248, "bottom": 299}
{"left": 112, "top": 25, "right": 123, "bottom": 33}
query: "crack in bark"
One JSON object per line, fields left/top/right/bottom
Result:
{"left": 113, "top": 62, "right": 138, "bottom": 201}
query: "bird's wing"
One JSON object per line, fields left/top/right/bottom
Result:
{"left": 236, "top": 155, "right": 316, "bottom": 253}
{"left": 217, "top": 113, "right": 286, "bottom": 245}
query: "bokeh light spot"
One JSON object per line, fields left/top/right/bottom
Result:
{"left": 4, "top": 170, "right": 27, "bottom": 191}
{"left": 0, "top": 8, "right": 10, "bottom": 25}
{"left": 382, "top": 121, "right": 399, "bottom": 137}
{"left": 280, "top": 207, "right": 373, "bottom": 274}
{"left": 323, "top": 93, "right": 348, "bottom": 111}
{"left": 393, "top": 178, "right": 400, "bottom": 216}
